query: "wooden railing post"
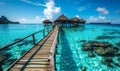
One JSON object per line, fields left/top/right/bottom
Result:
{"left": 57, "top": 27, "right": 59, "bottom": 43}
{"left": 32, "top": 34, "right": 36, "bottom": 45}
{"left": 47, "top": 27, "right": 49, "bottom": 34}
{"left": 48, "top": 27, "right": 50, "bottom": 32}
{"left": 54, "top": 49, "right": 56, "bottom": 71}
{"left": 43, "top": 30, "right": 45, "bottom": 37}
{"left": 0, "top": 25, "right": 53, "bottom": 50}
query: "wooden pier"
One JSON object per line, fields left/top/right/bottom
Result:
{"left": 5, "top": 25, "right": 59, "bottom": 71}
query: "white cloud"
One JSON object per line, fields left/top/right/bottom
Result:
{"left": 96, "top": 7, "right": 109, "bottom": 14}
{"left": 77, "top": 7, "right": 86, "bottom": 11}
{"left": 75, "top": 15, "right": 80, "bottom": 18}
{"left": 21, "top": 0, "right": 45, "bottom": 6}
{"left": 43, "top": 0, "right": 61, "bottom": 19}
{"left": 19, "top": 18, "right": 29, "bottom": 23}
{"left": 36, "top": 16, "right": 40, "bottom": 21}
{"left": 89, "top": 16, "right": 98, "bottom": 22}
{"left": 89, "top": 15, "right": 106, "bottom": 22}
{"left": 98, "top": 16, "right": 106, "bottom": 19}
{"left": 35, "top": 16, "right": 45, "bottom": 22}
{"left": 18, "top": 16, "right": 46, "bottom": 23}
{"left": 21, "top": 0, "right": 61, "bottom": 21}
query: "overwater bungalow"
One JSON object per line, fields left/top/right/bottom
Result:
{"left": 53, "top": 14, "right": 86, "bottom": 27}
{"left": 71, "top": 17, "right": 79, "bottom": 23}
{"left": 54, "top": 14, "right": 69, "bottom": 24}
{"left": 43, "top": 19, "right": 52, "bottom": 25}
{"left": 54, "top": 14, "right": 70, "bottom": 27}
{"left": 70, "top": 17, "right": 80, "bottom": 27}
{"left": 79, "top": 18, "right": 86, "bottom": 24}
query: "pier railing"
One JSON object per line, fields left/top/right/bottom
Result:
{"left": 0, "top": 25, "right": 54, "bottom": 71}
{"left": 0, "top": 25, "right": 53, "bottom": 50}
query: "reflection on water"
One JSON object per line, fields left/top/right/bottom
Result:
{"left": 0, "top": 24, "right": 50, "bottom": 70}
{"left": 0, "top": 24, "right": 45, "bottom": 47}
{"left": 59, "top": 28, "right": 78, "bottom": 71}
{"left": 56, "top": 24, "right": 120, "bottom": 71}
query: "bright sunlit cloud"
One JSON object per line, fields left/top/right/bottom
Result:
{"left": 98, "top": 16, "right": 106, "bottom": 19}
{"left": 1, "top": 0, "right": 120, "bottom": 24}
{"left": 21, "top": 0, "right": 61, "bottom": 22}
{"left": 75, "top": 15, "right": 80, "bottom": 18}
{"left": 89, "top": 15, "right": 107, "bottom": 22}
{"left": 19, "top": 16, "right": 45, "bottom": 23}
{"left": 35, "top": 16, "right": 45, "bottom": 23}
{"left": 21, "top": 0, "right": 45, "bottom": 6}
{"left": 43, "top": 0, "right": 61, "bottom": 19}
{"left": 96, "top": 7, "right": 109, "bottom": 14}
{"left": 89, "top": 16, "right": 98, "bottom": 22}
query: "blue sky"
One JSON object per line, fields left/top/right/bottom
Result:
{"left": 0, "top": 0, "right": 120, "bottom": 24}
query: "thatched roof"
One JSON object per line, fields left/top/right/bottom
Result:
{"left": 54, "top": 14, "right": 69, "bottom": 22}
{"left": 71, "top": 17, "right": 79, "bottom": 22}
{"left": 43, "top": 19, "right": 52, "bottom": 23}
{"left": 79, "top": 18, "right": 86, "bottom": 23}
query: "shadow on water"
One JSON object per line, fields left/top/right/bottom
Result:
{"left": 59, "top": 28, "right": 78, "bottom": 71}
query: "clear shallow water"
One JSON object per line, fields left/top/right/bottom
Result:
{"left": 56, "top": 24, "right": 120, "bottom": 71}
{"left": 0, "top": 24, "right": 45, "bottom": 47}
{"left": 0, "top": 24, "right": 52, "bottom": 70}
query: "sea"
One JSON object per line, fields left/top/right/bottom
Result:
{"left": 0, "top": 23, "right": 52, "bottom": 70}
{"left": 0, "top": 23, "right": 120, "bottom": 71}
{"left": 56, "top": 24, "right": 120, "bottom": 71}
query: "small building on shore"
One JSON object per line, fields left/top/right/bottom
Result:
{"left": 43, "top": 19, "right": 52, "bottom": 25}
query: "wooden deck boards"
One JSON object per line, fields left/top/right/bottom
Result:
{"left": 8, "top": 25, "right": 58, "bottom": 71}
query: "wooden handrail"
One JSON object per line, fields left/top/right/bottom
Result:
{"left": 5, "top": 25, "right": 56, "bottom": 71}
{"left": 0, "top": 26, "right": 52, "bottom": 50}
{"left": 32, "top": 34, "right": 36, "bottom": 45}
{"left": 19, "top": 27, "right": 54, "bottom": 71}
{"left": 49, "top": 25, "right": 59, "bottom": 71}
{"left": 5, "top": 30, "right": 52, "bottom": 71}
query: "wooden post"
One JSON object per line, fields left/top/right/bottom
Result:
{"left": 54, "top": 49, "right": 56, "bottom": 71}
{"left": 47, "top": 28, "right": 49, "bottom": 34}
{"left": 48, "top": 27, "right": 51, "bottom": 33}
{"left": 57, "top": 32, "right": 59, "bottom": 43}
{"left": 43, "top": 30, "right": 45, "bottom": 37}
{"left": 32, "top": 34, "right": 36, "bottom": 45}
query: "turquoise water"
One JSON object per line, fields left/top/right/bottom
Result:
{"left": 0, "top": 24, "right": 45, "bottom": 47}
{"left": 56, "top": 24, "right": 120, "bottom": 71}
{"left": 0, "top": 24, "right": 52, "bottom": 70}
{"left": 0, "top": 24, "right": 120, "bottom": 71}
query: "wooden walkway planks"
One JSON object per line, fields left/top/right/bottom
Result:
{"left": 7, "top": 25, "right": 59, "bottom": 71}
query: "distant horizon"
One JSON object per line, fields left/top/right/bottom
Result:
{"left": 0, "top": 0, "right": 120, "bottom": 24}
{"left": 1, "top": 15, "right": 120, "bottom": 24}
{"left": 2, "top": 22, "right": 120, "bottom": 26}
